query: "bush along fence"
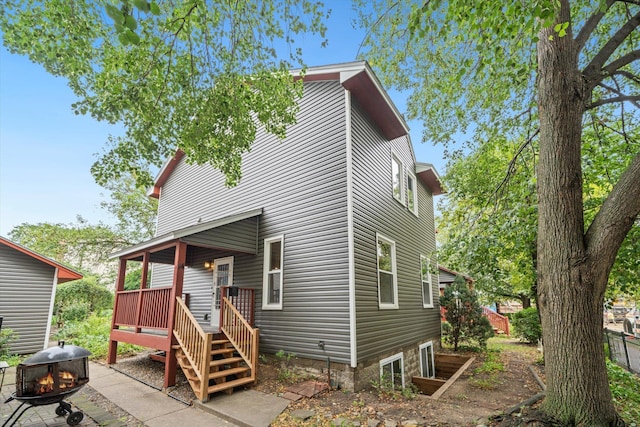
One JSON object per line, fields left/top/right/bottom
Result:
{"left": 604, "top": 328, "right": 640, "bottom": 375}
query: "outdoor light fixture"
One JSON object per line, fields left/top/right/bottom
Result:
{"left": 204, "top": 261, "right": 214, "bottom": 269}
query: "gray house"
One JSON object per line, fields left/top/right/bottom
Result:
{"left": 0, "top": 236, "right": 82, "bottom": 354}
{"left": 107, "top": 61, "right": 444, "bottom": 398}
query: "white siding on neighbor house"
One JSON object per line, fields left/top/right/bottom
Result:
{"left": 153, "top": 81, "right": 353, "bottom": 363}
{"left": 0, "top": 244, "right": 56, "bottom": 354}
{"left": 350, "top": 99, "right": 440, "bottom": 364}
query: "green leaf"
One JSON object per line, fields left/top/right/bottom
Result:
{"left": 105, "top": 4, "right": 123, "bottom": 24}
{"left": 124, "top": 15, "right": 137, "bottom": 31}
{"left": 150, "top": 2, "right": 160, "bottom": 15}
{"left": 133, "top": 0, "right": 150, "bottom": 13}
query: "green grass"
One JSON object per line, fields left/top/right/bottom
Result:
{"left": 607, "top": 360, "right": 640, "bottom": 425}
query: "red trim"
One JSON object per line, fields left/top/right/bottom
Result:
{"left": 417, "top": 169, "right": 445, "bottom": 196}
{"left": 149, "top": 150, "right": 185, "bottom": 199}
{"left": 0, "top": 236, "right": 82, "bottom": 283}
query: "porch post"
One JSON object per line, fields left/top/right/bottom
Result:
{"left": 134, "top": 252, "right": 149, "bottom": 333}
{"left": 108, "top": 258, "right": 127, "bottom": 364}
{"left": 164, "top": 241, "right": 187, "bottom": 388}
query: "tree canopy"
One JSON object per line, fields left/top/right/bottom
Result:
{"left": 0, "top": 0, "right": 329, "bottom": 188}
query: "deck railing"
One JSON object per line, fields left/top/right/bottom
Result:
{"left": 113, "top": 287, "right": 172, "bottom": 330}
{"left": 219, "top": 287, "right": 255, "bottom": 327}
{"left": 482, "top": 306, "right": 510, "bottom": 335}
{"left": 220, "top": 296, "right": 259, "bottom": 381}
{"left": 173, "top": 296, "right": 211, "bottom": 401}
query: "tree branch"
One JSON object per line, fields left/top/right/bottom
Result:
{"left": 575, "top": 0, "right": 616, "bottom": 52}
{"left": 603, "top": 49, "right": 640, "bottom": 75}
{"left": 612, "top": 69, "right": 640, "bottom": 84}
{"left": 585, "top": 152, "right": 640, "bottom": 283}
{"left": 583, "top": 10, "right": 640, "bottom": 87}
{"left": 586, "top": 94, "right": 640, "bottom": 109}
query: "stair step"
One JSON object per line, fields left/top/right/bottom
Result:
{"left": 211, "top": 339, "right": 230, "bottom": 346}
{"left": 207, "top": 376, "right": 254, "bottom": 394}
{"left": 210, "top": 348, "right": 235, "bottom": 356}
{"left": 210, "top": 357, "right": 244, "bottom": 368}
{"left": 208, "top": 366, "right": 250, "bottom": 380}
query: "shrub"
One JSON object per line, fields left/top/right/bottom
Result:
{"left": 55, "top": 311, "right": 141, "bottom": 359}
{"left": 55, "top": 276, "right": 113, "bottom": 316}
{"left": 511, "top": 307, "right": 542, "bottom": 344}
{"left": 60, "top": 302, "right": 91, "bottom": 323}
{"left": 0, "top": 328, "right": 17, "bottom": 357}
{"left": 441, "top": 275, "right": 494, "bottom": 351}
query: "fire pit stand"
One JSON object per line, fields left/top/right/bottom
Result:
{"left": 2, "top": 342, "right": 91, "bottom": 427}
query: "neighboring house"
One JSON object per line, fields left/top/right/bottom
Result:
{"left": 438, "top": 265, "right": 473, "bottom": 296}
{"left": 107, "top": 61, "right": 445, "bottom": 399}
{"left": 0, "top": 236, "right": 82, "bottom": 354}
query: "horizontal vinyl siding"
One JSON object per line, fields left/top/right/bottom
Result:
{"left": 0, "top": 245, "right": 55, "bottom": 354}
{"left": 351, "top": 100, "right": 440, "bottom": 363}
{"left": 153, "top": 81, "right": 352, "bottom": 363}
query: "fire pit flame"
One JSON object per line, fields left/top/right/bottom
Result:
{"left": 35, "top": 372, "right": 55, "bottom": 395}
{"left": 34, "top": 370, "right": 78, "bottom": 395}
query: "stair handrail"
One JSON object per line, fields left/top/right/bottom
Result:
{"left": 173, "top": 296, "right": 211, "bottom": 399}
{"left": 482, "top": 306, "right": 510, "bottom": 335}
{"left": 220, "top": 296, "right": 259, "bottom": 381}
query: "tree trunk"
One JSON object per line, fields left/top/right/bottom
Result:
{"left": 536, "top": 3, "right": 622, "bottom": 425}
{"left": 520, "top": 294, "right": 531, "bottom": 310}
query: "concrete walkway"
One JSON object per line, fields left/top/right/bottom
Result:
{"left": 1, "top": 362, "right": 289, "bottom": 427}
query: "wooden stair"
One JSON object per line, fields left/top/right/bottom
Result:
{"left": 174, "top": 337, "right": 254, "bottom": 400}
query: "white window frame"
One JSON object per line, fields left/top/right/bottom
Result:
{"left": 391, "top": 153, "right": 405, "bottom": 205}
{"left": 421, "top": 255, "right": 434, "bottom": 308}
{"left": 419, "top": 341, "right": 436, "bottom": 378}
{"left": 379, "top": 352, "right": 405, "bottom": 389}
{"left": 407, "top": 172, "right": 419, "bottom": 216}
{"left": 377, "top": 233, "right": 398, "bottom": 309}
{"left": 262, "top": 235, "right": 284, "bottom": 310}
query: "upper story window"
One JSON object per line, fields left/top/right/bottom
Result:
{"left": 377, "top": 233, "right": 398, "bottom": 309}
{"left": 391, "top": 154, "right": 404, "bottom": 204}
{"left": 407, "top": 172, "right": 418, "bottom": 216}
{"left": 421, "top": 255, "right": 433, "bottom": 308}
{"left": 263, "top": 235, "right": 284, "bottom": 310}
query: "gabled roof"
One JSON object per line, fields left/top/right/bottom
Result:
{"left": 0, "top": 236, "right": 83, "bottom": 283}
{"left": 438, "top": 265, "right": 474, "bottom": 283}
{"left": 416, "top": 162, "right": 445, "bottom": 195}
{"left": 148, "top": 61, "right": 412, "bottom": 199}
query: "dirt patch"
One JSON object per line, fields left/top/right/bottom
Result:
{"left": 258, "top": 338, "right": 545, "bottom": 426}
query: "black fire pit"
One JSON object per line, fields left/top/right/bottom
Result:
{"left": 3, "top": 341, "right": 91, "bottom": 427}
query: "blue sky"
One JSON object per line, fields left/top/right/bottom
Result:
{"left": 0, "top": 1, "right": 447, "bottom": 237}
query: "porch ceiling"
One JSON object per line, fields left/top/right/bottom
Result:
{"left": 110, "top": 208, "right": 263, "bottom": 260}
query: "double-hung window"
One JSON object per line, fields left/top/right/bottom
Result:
{"left": 263, "top": 235, "right": 284, "bottom": 310}
{"left": 407, "top": 173, "right": 418, "bottom": 216}
{"left": 377, "top": 233, "right": 398, "bottom": 309}
{"left": 391, "top": 154, "right": 404, "bottom": 204}
{"left": 380, "top": 353, "right": 404, "bottom": 389}
{"left": 421, "top": 255, "right": 433, "bottom": 308}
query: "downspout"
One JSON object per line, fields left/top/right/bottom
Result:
{"left": 345, "top": 89, "right": 357, "bottom": 368}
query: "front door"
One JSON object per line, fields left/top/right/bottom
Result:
{"left": 211, "top": 256, "right": 234, "bottom": 329}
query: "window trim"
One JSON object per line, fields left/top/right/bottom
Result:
{"left": 421, "top": 255, "right": 434, "bottom": 308}
{"left": 407, "top": 172, "right": 419, "bottom": 216}
{"left": 262, "top": 235, "right": 284, "bottom": 310}
{"left": 377, "top": 233, "right": 399, "bottom": 309}
{"left": 379, "top": 352, "right": 405, "bottom": 389}
{"left": 391, "top": 153, "right": 405, "bottom": 205}
{"left": 419, "top": 341, "right": 435, "bottom": 379}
